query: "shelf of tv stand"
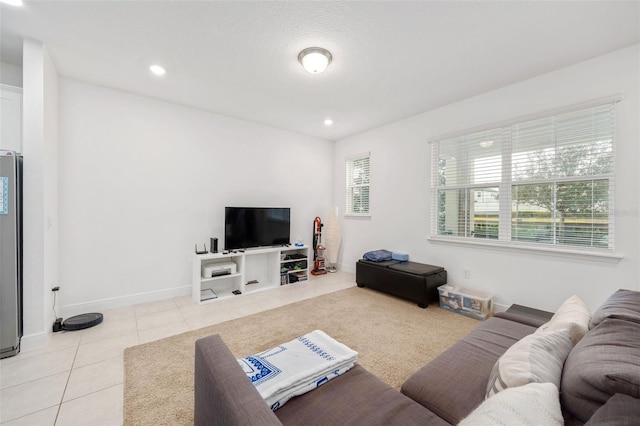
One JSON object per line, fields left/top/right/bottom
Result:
{"left": 192, "top": 245, "right": 309, "bottom": 304}
{"left": 200, "top": 272, "right": 242, "bottom": 284}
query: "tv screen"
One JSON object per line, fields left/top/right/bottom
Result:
{"left": 225, "top": 207, "right": 291, "bottom": 250}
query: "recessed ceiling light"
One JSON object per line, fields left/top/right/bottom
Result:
{"left": 149, "top": 64, "right": 166, "bottom": 76}
{"left": 324, "top": 119, "right": 333, "bottom": 126}
{"left": 479, "top": 140, "right": 494, "bottom": 148}
{"left": 1, "top": 0, "right": 24, "bottom": 6}
{"left": 298, "top": 47, "right": 332, "bottom": 74}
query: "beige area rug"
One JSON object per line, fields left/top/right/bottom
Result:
{"left": 123, "top": 286, "right": 479, "bottom": 425}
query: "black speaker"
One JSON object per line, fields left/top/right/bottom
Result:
{"left": 210, "top": 237, "right": 218, "bottom": 253}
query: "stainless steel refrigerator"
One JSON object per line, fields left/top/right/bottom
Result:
{"left": 0, "top": 150, "right": 23, "bottom": 359}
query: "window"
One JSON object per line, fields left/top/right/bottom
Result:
{"left": 346, "top": 153, "right": 370, "bottom": 215}
{"left": 432, "top": 101, "right": 616, "bottom": 251}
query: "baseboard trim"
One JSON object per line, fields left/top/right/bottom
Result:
{"left": 340, "top": 261, "right": 510, "bottom": 314}
{"left": 59, "top": 285, "right": 192, "bottom": 318}
{"left": 338, "top": 262, "right": 355, "bottom": 274}
{"left": 493, "top": 303, "right": 509, "bottom": 314}
{"left": 20, "top": 331, "right": 51, "bottom": 352}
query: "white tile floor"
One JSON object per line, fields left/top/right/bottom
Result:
{"left": 0, "top": 272, "right": 355, "bottom": 425}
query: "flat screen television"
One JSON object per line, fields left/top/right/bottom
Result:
{"left": 224, "top": 207, "right": 291, "bottom": 250}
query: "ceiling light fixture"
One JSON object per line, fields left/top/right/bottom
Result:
{"left": 298, "top": 47, "right": 332, "bottom": 74}
{"left": 479, "top": 140, "right": 494, "bottom": 148}
{"left": 324, "top": 119, "right": 333, "bottom": 126}
{"left": 1, "top": 0, "right": 23, "bottom": 6}
{"left": 149, "top": 64, "right": 166, "bottom": 76}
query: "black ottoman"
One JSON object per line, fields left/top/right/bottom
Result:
{"left": 356, "top": 260, "right": 447, "bottom": 308}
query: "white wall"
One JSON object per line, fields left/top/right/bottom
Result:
{"left": 21, "top": 40, "right": 58, "bottom": 349}
{"left": 57, "top": 78, "right": 334, "bottom": 315}
{"left": 1, "top": 61, "right": 23, "bottom": 87}
{"left": 334, "top": 45, "right": 640, "bottom": 312}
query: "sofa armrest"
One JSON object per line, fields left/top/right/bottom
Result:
{"left": 495, "top": 304, "right": 554, "bottom": 328}
{"left": 494, "top": 311, "right": 548, "bottom": 328}
{"left": 194, "top": 334, "right": 282, "bottom": 426}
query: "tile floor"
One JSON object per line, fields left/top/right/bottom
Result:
{"left": 0, "top": 272, "right": 355, "bottom": 425}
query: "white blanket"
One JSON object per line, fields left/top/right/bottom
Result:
{"left": 238, "top": 330, "right": 358, "bottom": 410}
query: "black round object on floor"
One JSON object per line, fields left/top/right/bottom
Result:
{"left": 62, "top": 313, "right": 103, "bottom": 331}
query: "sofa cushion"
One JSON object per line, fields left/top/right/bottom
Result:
{"left": 590, "top": 289, "right": 640, "bottom": 329}
{"left": 537, "top": 295, "right": 591, "bottom": 345}
{"left": 585, "top": 394, "right": 640, "bottom": 425}
{"left": 561, "top": 318, "right": 640, "bottom": 422}
{"left": 401, "top": 316, "right": 536, "bottom": 424}
{"left": 486, "top": 328, "right": 573, "bottom": 398}
{"left": 275, "top": 364, "right": 449, "bottom": 426}
{"left": 460, "top": 383, "right": 563, "bottom": 426}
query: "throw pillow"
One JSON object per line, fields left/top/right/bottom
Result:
{"left": 537, "top": 294, "right": 591, "bottom": 345}
{"left": 486, "top": 328, "right": 573, "bottom": 398}
{"left": 461, "top": 382, "right": 563, "bottom": 426}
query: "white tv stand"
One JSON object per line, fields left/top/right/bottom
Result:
{"left": 192, "top": 245, "right": 310, "bottom": 304}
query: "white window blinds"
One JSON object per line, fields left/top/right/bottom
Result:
{"left": 432, "top": 101, "right": 616, "bottom": 250}
{"left": 346, "top": 153, "right": 371, "bottom": 215}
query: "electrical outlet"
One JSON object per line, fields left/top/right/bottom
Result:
{"left": 463, "top": 269, "right": 471, "bottom": 279}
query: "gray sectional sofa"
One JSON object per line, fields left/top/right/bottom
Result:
{"left": 194, "top": 289, "right": 640, "bottom": 425}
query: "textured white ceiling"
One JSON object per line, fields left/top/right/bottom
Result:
{"left": 1, "top": 1, "right": 639, "bottom": 140}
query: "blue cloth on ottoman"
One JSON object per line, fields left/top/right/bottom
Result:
{"left": 363, "top": 249, "right": 393, "bottom": 262}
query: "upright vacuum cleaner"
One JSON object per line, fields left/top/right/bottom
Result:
{"left": 311, "top": 216, "right": 327, "bottom": 275}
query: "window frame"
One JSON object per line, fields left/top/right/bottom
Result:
{"left": 429, "top": 96, "right": 620, "bottom": 259}
{"left": 345, "top": 152, "right": 371, "bottom": 217}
